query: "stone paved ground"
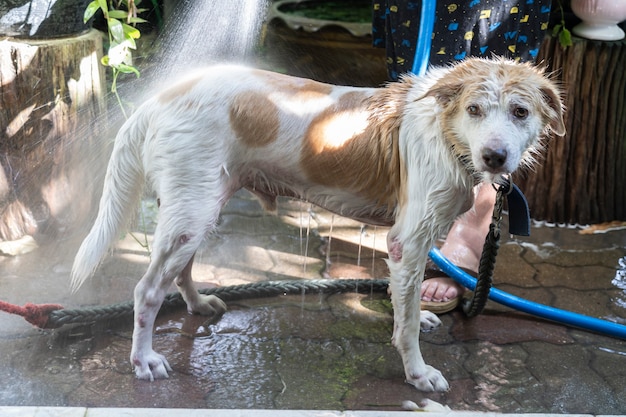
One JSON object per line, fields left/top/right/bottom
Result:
{"left": 0, "top": 191, "right": 625, "bottom": 413}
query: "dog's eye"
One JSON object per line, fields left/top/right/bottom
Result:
{"left": 467, "top": 105, "right": 481, "bottom": 116}
{"left": 513, "top": 107, "right": 529, "bottom": 119}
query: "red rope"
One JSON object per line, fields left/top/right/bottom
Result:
{"left": 0, "top": 300, "right": 64, "bottom": 329}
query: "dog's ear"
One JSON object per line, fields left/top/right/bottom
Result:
{"left": 540, "top": 85, "right": 566, "bottom": 137}
{"left": 421, "top": 82, "right": 463, "bottom": 107}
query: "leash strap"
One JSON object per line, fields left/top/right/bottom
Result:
{"left": 462, "top": 176, "right": 531, "bottom": 317}
{"left": 507, "top": 182, "right": 531, "bottom": 236}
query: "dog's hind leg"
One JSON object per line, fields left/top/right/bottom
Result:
{"left": 175, "top": 253, "right": 227, "bottom": 316}
{"left": 130, "top": 201, "right": 222, "bottom": 380}
{"left": 131, "top": 250, "right": 177, "bottom": 381}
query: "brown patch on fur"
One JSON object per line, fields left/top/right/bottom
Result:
{"left": 293, "top": 82, "right": 333, "bottom": 101}
{"left": 420, "top": 70, "right": 475, "bottom": 176}
{"left": 290, "top": 79, "right": 334, "bottom": 98}
{"left": 255, "top": 69, "right": 334, "bottom": 99}
{"left": 229, "top": 91, "right": 280, "bottom": 147}
{"left": 158, "top": 74, "right": 203, "bottom": 103}
{"left": 538, "top": 85, "right": 566, "bottom": 136}
{"left": 301, "top": 83, "right": 410, "bottom": 210}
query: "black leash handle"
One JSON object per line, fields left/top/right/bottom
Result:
{"left": 462, "top": 177, "right": 511, "bottom": 317}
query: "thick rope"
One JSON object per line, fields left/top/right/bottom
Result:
{"left": 43, "top": 279, "right": 390, "bottom": 329}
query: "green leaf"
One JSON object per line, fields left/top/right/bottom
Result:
{"left": 128, "top": 17, "right": 148, "bottom": 24}
{"left": 552, "top": 24, "right": 562, "bottom": 37}
{"left": 97, "top": 0, "right": 108, "bottom": 17}
{"left": 559, "top": 27, "right": 573, "bottom": 49}
{"left": 108, "top": 17, "right": 125, "bottom": 43}
{"left": 108, "top": 10, "right": 130, "bottom": 19}
{"left": 123, "top": 23, "right": 141, "bottom": 39}
{"left": 101, "top": 55, "right": 110, "bottom": 66}
{"left": 84, "top": 1, "right": 100, "bottom": 23}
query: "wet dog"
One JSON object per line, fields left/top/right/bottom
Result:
{"left": 71, "top": 58, "right": 565, "bottom": 391}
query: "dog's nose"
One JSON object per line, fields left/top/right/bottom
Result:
{"left": 481, "top": 147, "right": 508, "bottom": 170}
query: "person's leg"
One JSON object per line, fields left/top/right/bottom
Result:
{"left": 421, "top": 183, "right": 496, "bottom": 304}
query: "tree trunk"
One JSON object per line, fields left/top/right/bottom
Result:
{"left": 517, "top": 35, "right": 626, "bottom": 224}
{"left": 0, "top": 29, "right": 106, "bottom": 241}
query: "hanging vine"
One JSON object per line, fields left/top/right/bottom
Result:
{"left": 84, "top": 0, "right": 148, "bottom": 117}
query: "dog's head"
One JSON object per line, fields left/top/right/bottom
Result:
{"left": 423, "top": 58, "right": 565, "bottom": 183}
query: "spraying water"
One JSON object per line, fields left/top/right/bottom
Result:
{"left": 326, "top": 214, "right": 335, "bottom": 267}
{"left": 0, "top": 1, "right": 270, "bottom": 277}
{"left": 153, "top": 0, "right": 268, "bottom": 77}
{"left": 371, "top": 225, "right": 377, "bottom": 277}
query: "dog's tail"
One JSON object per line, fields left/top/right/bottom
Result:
{"left": 70, "top": 113, "right": 147, "bottom": 292}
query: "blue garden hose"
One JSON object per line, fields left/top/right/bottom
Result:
{"left": 429, "top": 247, "right": 626, "bottom": 340}
{"left": 412, "top": 0, "right": 437, "bottom": 76}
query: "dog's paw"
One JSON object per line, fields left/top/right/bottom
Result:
{"left": 419, "top": 310, "right": 442, "bottom": 332}
{"left": 132, "top": 350, "right": 172, "bottom": 381}
{"left": 188, "top": 294, "right": 227, "bottom": 316}
{"left": 407, "top": 365, "right": 449, "bottom": 392}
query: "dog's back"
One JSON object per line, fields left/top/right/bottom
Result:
{"left": 143, "top": 67, "right": 410, "bottom": 223}
{"left": 70, "top": 66, "right": 393, "bottom": 290}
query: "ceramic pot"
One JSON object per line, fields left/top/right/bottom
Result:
{"left": 571, "top": 0, "right": 626, "bottom": 41}
{"left": 263, "top": 0, "right": 387, "bottom": 87}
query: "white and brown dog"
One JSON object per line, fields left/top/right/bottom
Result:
{"left": 71, "top": 58, "right": 565, "bottom": 391}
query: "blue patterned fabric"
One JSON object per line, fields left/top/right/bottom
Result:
{"left": 372, "top": 0, "right": 553, "bottom": 80}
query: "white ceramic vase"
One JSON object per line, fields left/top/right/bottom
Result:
{"left": 571, "top": 0, "right": 626, "bottom": 41}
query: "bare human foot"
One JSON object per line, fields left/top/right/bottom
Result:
{"left": 420, "top": 184, "right": 496, "bottom": 312}
{"left": 421, "top": 277, "right": 463, "bottom": 302}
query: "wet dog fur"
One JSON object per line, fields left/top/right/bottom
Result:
{"left": 71, "top": 58, "right": 565, "bottom": 391}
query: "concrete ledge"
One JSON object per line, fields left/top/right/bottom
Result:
{"left": 0, "top": 407, "right": 610, "bottom": 417}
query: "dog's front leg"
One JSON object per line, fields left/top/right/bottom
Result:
{"left": 387, "top": 237, "right": 449, "bottom": 392}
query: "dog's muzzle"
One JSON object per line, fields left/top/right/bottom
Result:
{"left": 481, "top": 147, "right": 508, "bottom": 171}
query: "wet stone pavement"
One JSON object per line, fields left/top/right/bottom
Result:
{"left": 0, "top": 191, "right": 625, "bottom": 413}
